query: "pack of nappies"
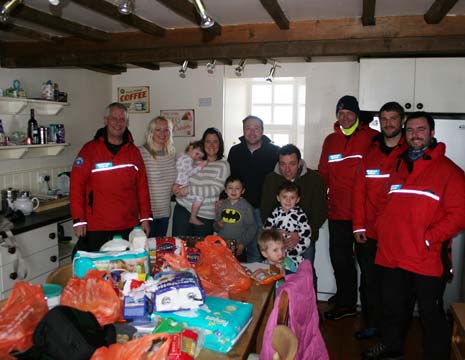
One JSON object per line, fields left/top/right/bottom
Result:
{"left": 153, "top": 296, "right": 253, "bottom": 353}
{"left": 73, "top": 249, "right": 150, "bottom": 280}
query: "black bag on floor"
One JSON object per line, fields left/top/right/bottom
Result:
{"left": 27, "top": 305, "right": 116, "bottom": 360}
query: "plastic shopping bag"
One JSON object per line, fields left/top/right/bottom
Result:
{"left": 91, "top": 333, "right": 171, "bottom": 360}
{"left": 60, "top": 270, "right": 122, "bottom": 326}
{"left": 195, "top": 236, "right": 252, "bottom": 295}
{"left": 0, "top": 282, "right": 48, "bottom": 357}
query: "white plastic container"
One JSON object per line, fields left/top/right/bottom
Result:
{"left": 129, "top": 225, "right": 148, "bottom": 251}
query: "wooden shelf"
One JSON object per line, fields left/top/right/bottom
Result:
{"left": 0, "top": 97, "right": 69, "bottom": 115}
{"left": 0, "top": 143, "right": 69, "bottom": 160}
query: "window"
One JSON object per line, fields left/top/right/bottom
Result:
{"left": 249, "top": 78, "right": 305, "bottom": 151}
{"left": 223, "top": 77, "right": 306, "bottom": 155}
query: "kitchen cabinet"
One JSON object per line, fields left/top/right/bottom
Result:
{"left": 359, "top": 58, "right": 465, "bottom": 113}
{"left": 0, "top": 222, "right": 58, "bottom": 299}
{"left": 0, "top": 96, "right": 70, "bottom": 160}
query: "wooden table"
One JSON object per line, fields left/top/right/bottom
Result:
{"left": 197, "top": 283, "right": 275, "bottom": 360}
{"left": 450, "top": 303, "right": 465, "bottom": 360}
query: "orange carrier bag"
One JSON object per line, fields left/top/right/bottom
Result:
{"left": 194, "top": 235, "right": 252, "bottom": 295}
{"left": 60, "top": 270, "right": 122, "bottom": 326}
{"left": 91, "top": 333, "right": 171, "bottom": 360}
{"left": 0, "top": 282, "right": 48, "bottom": 357}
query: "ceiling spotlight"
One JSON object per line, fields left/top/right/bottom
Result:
{"left": 206, "top": 59, "right": 216, "bottom": 74}
{"left": 0, "top": 0, "right": 23, "bottom": 23}
{"left": 118, "top": 0, "right": 134, "bottom": 15}
{"left": 193, "top": 0, "right": 215, "bottom": 29}
{"left": 235, "top": 59, "right": 246, "bottom": 76}
{"left": 179, "top": 60, "right": 189, "bottom": 78}
{"left": 48, "top": 0, "right": 60, "bottom": 5}
{"left": 265, "top": 61, "right": 280, "bottom": 83}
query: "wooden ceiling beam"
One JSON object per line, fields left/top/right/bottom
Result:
{"left": 4, "top": 35, "right": 465, "bottom": 68}
{"left": 11, "top": 5, "right": 110, "bottom": 42}
{"left": 362, "top": 0, "right": 376, "bottom": 26}
{"left": 4, "top": 15, "right": 465, "bottom": 54}
{"left": 130, "top": 62, "right": 160, "bottom": 70}
{"left": 0, "top": 23, "right": 62, "bottom": 42}
{"left": 70, "top": 0, "right": 165, "bottom": 36}
{"left": 156, "top": 0, "right": 221, "bottom": 36}
{"left": 259, "top": 0, "right": 290, "bottom": 29}
{"left": 424, "top": 0, "right": 458, "bottom": 24}
{"left": 81, "top": 64, "right": 127, "bottom": 75}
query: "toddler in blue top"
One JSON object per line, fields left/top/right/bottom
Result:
{"left": 257, "top": 228, "right": 296, "bottom": 275}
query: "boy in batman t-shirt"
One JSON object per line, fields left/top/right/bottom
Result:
{"left": 214, "top": 175, "right": 257, "bottom": 262}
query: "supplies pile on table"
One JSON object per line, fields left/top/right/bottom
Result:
{"left": 0, "top": 235, "right": 256, "bottom": 359}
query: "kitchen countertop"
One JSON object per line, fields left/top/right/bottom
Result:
{"left": 10, "top": 206, "right": 71, "bottom": 235}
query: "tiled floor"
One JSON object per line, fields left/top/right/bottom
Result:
{"left": 318, "top": 302, "right": 424, "bottom": 360}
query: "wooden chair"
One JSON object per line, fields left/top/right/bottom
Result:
{"left": 271, "top": 290, "right": 298, "bottom": 360}
{"left": 45, "top": 263, "right": 73, "bottom": 288}
{"left": 272, "top": 325, "right": 298, "bottom": 360}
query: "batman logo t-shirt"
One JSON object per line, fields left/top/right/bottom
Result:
{"left": 221, "top": 208, "right": 242, "bottom": 223}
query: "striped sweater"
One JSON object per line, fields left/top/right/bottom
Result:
{"left": 176, "top": 159, "right": 230, "bottom": 220}
{"left": 139, "top": 146, "right": 177, "bottom": 218}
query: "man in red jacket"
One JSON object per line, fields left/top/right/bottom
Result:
{"left": 363, "top": 112, "right": 465, "bottom": 360}
{"left": 70, "top": 102, "right": 152, "bottom": 254}
{"left": 318, "top": 95, "right": 378, "bottom": 320}
{"left": 352, "top": 102, "right": 407, "bottom": 339}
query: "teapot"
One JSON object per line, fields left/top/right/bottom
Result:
{"left": 12, "top": 195, "right": 39, "bottom": 215}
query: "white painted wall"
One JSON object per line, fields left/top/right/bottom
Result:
{"left": 112, "top": 66, "right": 225, "bottom": 153}
{"left": 0, "top": 68, "right": 111, "bottom": 192}
{"left": 113, "top": 60, "right": 359, "bottom": 169}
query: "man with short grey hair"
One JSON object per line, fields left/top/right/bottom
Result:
{"left": 227, "top": 115, "right": 279, "bottom": 262}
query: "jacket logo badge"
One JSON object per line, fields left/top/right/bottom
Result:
{"left": 73, "top": 156, "right": 84, "bottom": 167}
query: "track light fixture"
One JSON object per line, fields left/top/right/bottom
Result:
{"left": 179, "top": 60, "right": 189, "bottom": 78}
{"left": 0, "top": 0, "right": 23, "bottom": 23}
{"left": 265, "top": 61, "right": 280, "bottom": 83}
{"left": 48, "top": 0, "right": 60, "bottom": 5}
{"left": 206, "top": 59, "right": 216, "bottom": 74}
{"left": 235, "top": 59, "right": 246, "bottom": 76}
{"left": 193, "top": 0, "right": 215, "bottom": 29}
{"left": 118, "top": 0, "right": 134, "bottom": 15}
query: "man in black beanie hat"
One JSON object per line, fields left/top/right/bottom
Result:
{"left": 318, "top": 95, "right": 378, "bottom": 320}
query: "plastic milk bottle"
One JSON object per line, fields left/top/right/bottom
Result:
{"left": 129, "top": 225, "right": 147, "bottom": 251}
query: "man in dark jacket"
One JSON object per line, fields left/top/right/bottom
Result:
{"left": 70, "top": 102, "right": 152, "bottom": 254}
{"left": 227, "top": 115, "right": 279, "bottom": 262}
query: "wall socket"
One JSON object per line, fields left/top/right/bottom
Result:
{"left": 37, "top": 174, "right": 48, "bottom": 184}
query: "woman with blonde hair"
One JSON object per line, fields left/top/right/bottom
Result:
{"left": 139, "top": 116, "right": 177, "bottom": 237}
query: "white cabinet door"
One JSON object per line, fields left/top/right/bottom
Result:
{"left": 359, "top": 58, "right": 416, "bottom": 111}
{"left": 0, "top": 223, "right": 57, "bottom": 266}
{"left": 0, "top": 245, "right": 58, "bottom": 295}
{"left": 414, "top": 58, "right": 465, "bottom": 113}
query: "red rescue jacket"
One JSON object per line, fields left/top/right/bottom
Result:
{"left": 318, "top": 122, "right": 378, "bottom": 220}
{"left": 70, "top": 128, "right": 152, "bottom": 231}
{"left": 375, "top": 142, "right": 465, "bottom": 277}
{"left": 352, "top": 135, "right": 407, "bottom": 239}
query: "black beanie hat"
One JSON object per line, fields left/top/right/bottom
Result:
{"left": 336, "top": 95, "right": 360, "bottom": 117}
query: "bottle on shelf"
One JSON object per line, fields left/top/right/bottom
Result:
{"left": 27, "top": 109, "right": 39, "bottom": 145}
{"left": 0, "top": 119, "right": 7, "bottom": 146}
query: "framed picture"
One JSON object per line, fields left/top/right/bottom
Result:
{"left": 117, "top": 86, "right": 150, "bottom": 113}
{"left": 160, "top": 109, "right": 195, "bottom": 137}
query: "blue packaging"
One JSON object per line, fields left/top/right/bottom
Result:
{"left": 123, "top": 293, "right": 154, "bottom": 320}
{"left": 153, "top": 296, "right": 253, "bottom": 353}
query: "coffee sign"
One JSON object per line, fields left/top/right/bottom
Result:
{"left": 118, "top": 86, "right": 150, "bottom": 113}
